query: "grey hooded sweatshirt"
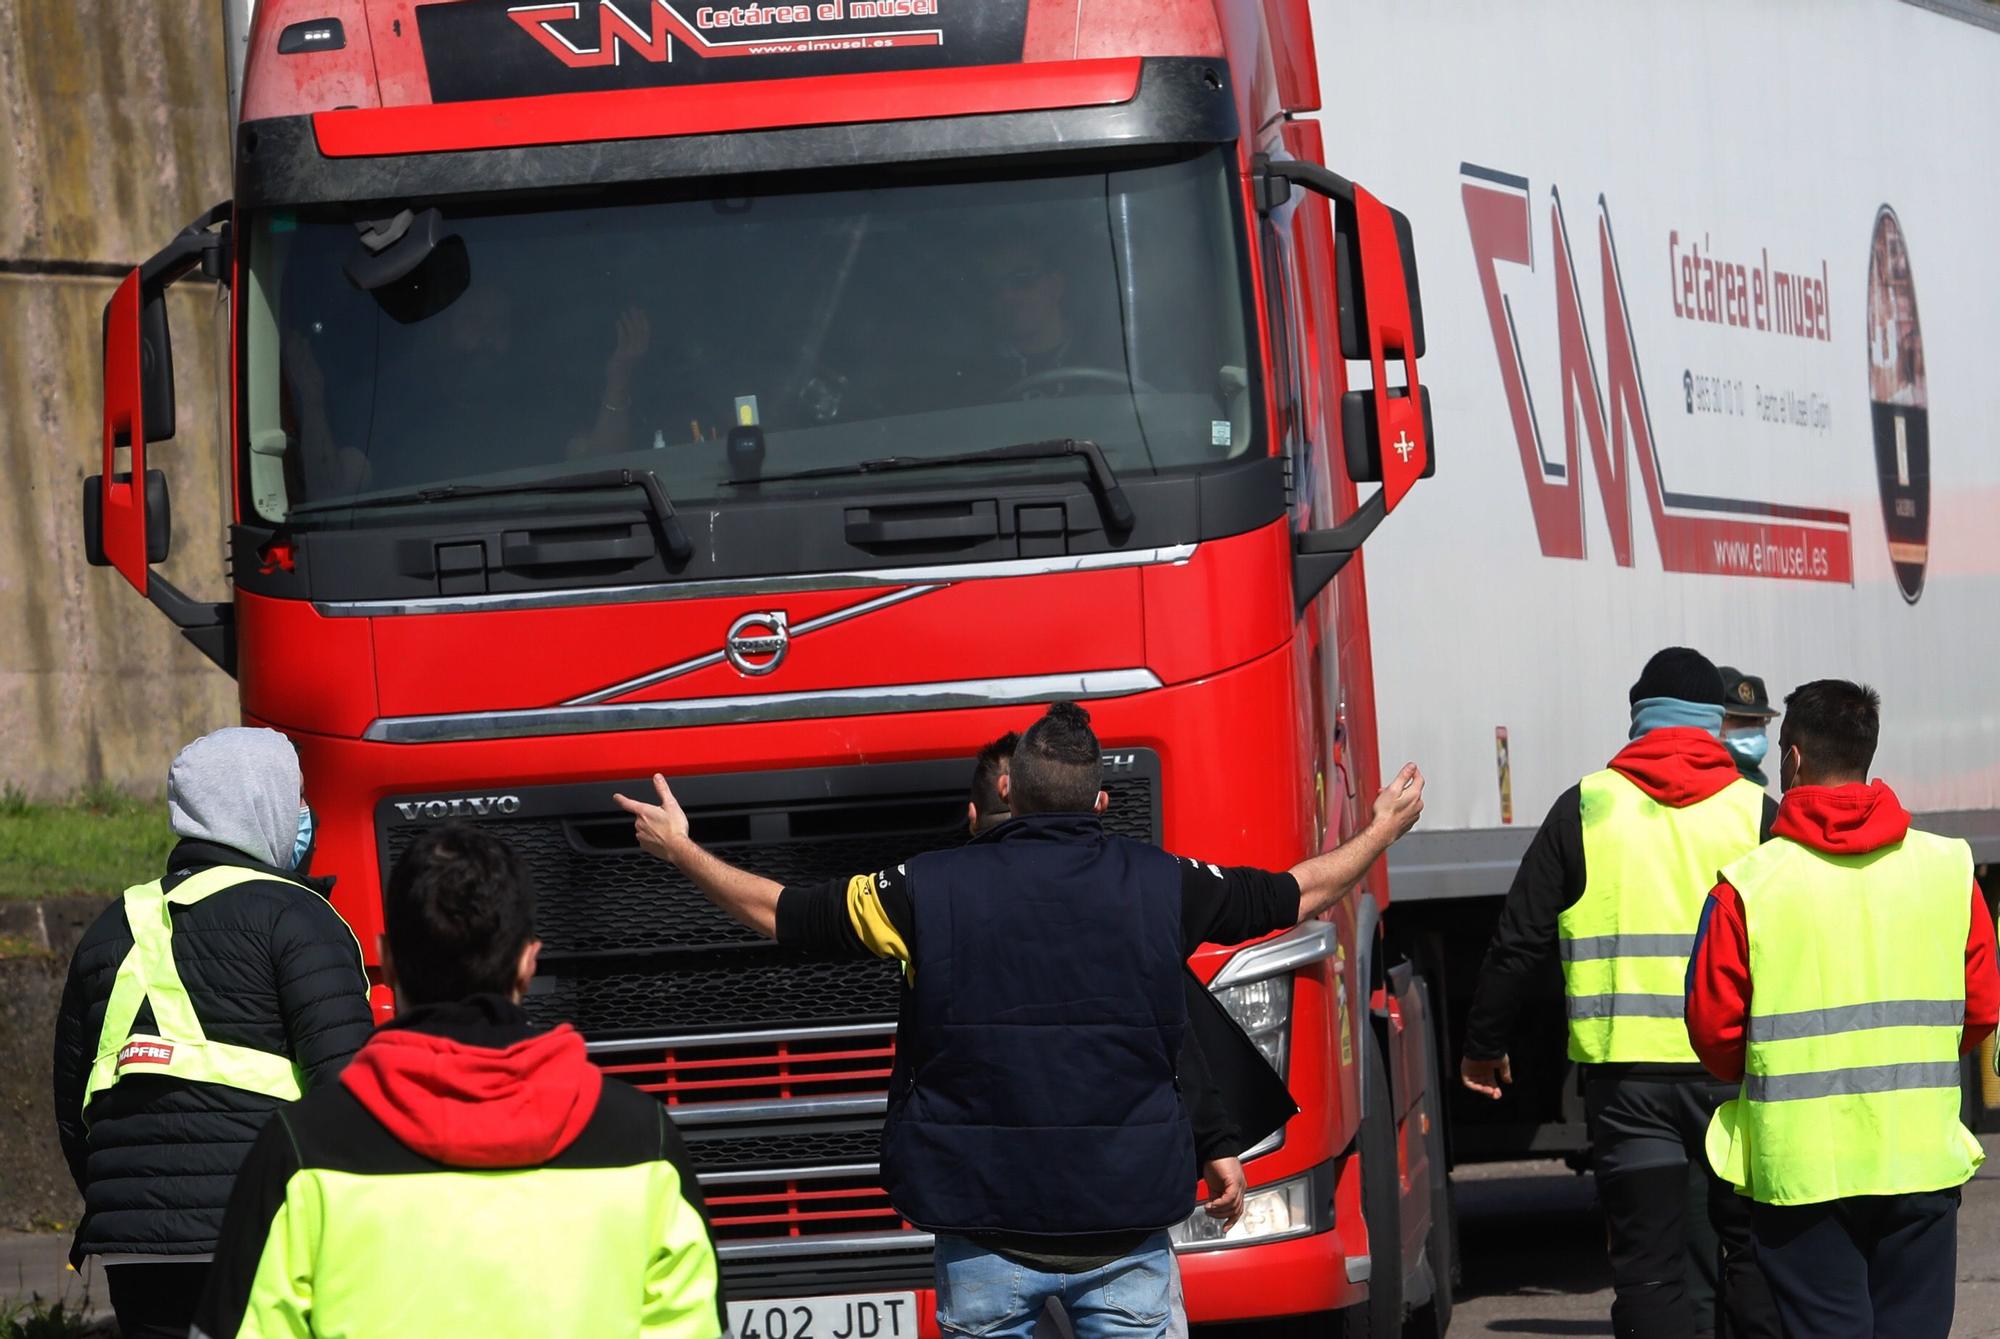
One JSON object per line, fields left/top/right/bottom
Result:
{"left": 167, "top": 727, "right": 303, "bottom": 869}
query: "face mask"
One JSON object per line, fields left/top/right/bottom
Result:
{"left": 290, "top": 805, "right": 315, "bottom": 871}
{"left": 1723, "top": 727, "right": 1769, "bottom": 767}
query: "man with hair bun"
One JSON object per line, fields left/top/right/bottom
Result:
{"left": 618, "top": 701, "right": 1425, "bottom": 1339}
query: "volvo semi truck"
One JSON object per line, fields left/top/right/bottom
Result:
{"left": 86, "top": 1, "right": 1450, "bottom": 1335}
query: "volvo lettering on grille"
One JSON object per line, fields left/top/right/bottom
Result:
{"left": 725, "top": 610, "right": 790, "bottom": 676}
{"left": 392, "top": 795, "right": 523, "bottom": 821}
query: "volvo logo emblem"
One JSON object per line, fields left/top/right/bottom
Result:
{"left": 392, "top": 795, "right": 523, "bottom": 822}
{"left": 725, "top": 610, "right": 790, "bottom": 676}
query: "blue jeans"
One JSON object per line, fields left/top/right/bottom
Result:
{"left": 934, "top": 1234, "right": 1175, "bottom": 1339}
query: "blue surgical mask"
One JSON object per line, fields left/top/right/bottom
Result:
{"left": 290, "top": 805, "right": 315, "bottom": 870}
{"left": 1724, "top": 727, "right": 1770, "bottom": 767}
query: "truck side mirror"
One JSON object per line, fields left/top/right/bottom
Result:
{"left": 98, "top": 269, "right": 160, "bottom": 593}
{"left": 1342, "top": 385, "right": 1436, "bottom": 485}
{"left": 90, "top": 201, "right": 236, "bottom": 673}
{"left": 138, "top": 289, "right": 178, "bottom": 443}
{"left": 1334, "top": 206, "right": 1425, "bottom": 364}
{"left": 1256, "top": 158, "right": 1433, "bottom": 612}
{"left": 83, "top": 469, "right": 171, "bottom": 567}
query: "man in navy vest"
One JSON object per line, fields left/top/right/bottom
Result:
{"left": 966, "top": 731, "right": 1297, "bottom": 1339}
{"left": 617, "top": 703, "right": 1426, "bottom": 1339}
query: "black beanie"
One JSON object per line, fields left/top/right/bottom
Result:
{"left": 1629, "top": 647, "right": 1725, "bottom": 706}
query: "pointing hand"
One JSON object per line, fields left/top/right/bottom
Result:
{"left": 613, "top": 773, "right": 689, "bottom": 862}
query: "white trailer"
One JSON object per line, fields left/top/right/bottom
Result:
{"left": 1311, "top": 0, "right": 2000, "bottom": 1153}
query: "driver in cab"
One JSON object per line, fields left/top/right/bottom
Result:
{"left": 957, "top": 235, "right": 1126, "bottom": 403}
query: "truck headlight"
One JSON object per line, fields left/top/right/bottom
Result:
{"left": 1213, "top": 974, "right": 1291, "bottom": 1078}
{"left": 1168, "top": 1173, "right": 1313, "bottom": 1251}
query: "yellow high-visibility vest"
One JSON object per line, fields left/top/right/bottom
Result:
{"left": 1559, "top": 769, "right": 1764, "bottom": 1064}
{"left": 1706, "top": 828, "right": 1982, "bottom": 1205}
{"left": 83, "top": 866, "right": 359, "bottom": 1117}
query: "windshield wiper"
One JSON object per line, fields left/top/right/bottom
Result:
{"left": 286, "top": 468, "right": 694, "bottom": 565}
{"left": 726, "top": 438, "right": 1135, "bottom": 534}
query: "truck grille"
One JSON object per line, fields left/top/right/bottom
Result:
{"left": 533, "top": 953, "right": 904, "bottom": 1037}
{"left": 376, "top": 753, "right": 1161, "bottom": 1298}
{"left": 597, "top": 1024, "right": 897, "bottom": 1107}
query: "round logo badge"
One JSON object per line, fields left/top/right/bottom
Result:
{"left": 725, "top": 610, "right": 790, "bottom": 676}
{"left": 1865, "top": 206, "right": 1928, "bottom": 604}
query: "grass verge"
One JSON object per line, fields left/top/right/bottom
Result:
{"left": 0, "top": 787, "right": 172, "bottom": 901}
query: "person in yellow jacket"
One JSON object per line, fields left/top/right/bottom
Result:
{"left": 51, "top": 728, "right": 371, "bottom": 1339}
{"left": 1460, "top": 647, "right": 1778, "bottom": 1339}
{"left": 192, "top": 825, "right": 722, "bottom": 1339}
{"left": 1688, "top": 679, "right": 1998, "bottom": 1339}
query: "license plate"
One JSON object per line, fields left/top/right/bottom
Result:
{"left": 730, "top": 1293, "right": 918, "bottom": 1339}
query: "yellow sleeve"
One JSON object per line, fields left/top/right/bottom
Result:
{"left": 844, "top": 873, "right": 911, "bottom": 964}
{"left": 231, "top": 1177, "right": 317, "bottom": 1339}
{"left": 644, "top": 1155, "right": 723, "bottom": 1339}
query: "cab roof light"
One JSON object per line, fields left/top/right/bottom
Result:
{"left": 278, "top": 19, "right": 346, "bottom": 54}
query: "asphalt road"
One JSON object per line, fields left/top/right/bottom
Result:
{"left": 1452, "top": 1134, "right": 2000, "bottom": 1337}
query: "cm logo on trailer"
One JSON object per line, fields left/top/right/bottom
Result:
{"left": 1460, "top": 165, "right": 1853, "bottom": 584}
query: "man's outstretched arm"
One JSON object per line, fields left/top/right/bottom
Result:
{"left": 1288, "top": 763, "right": 1426, "bottom": 923}
{"left": 617, "top": 775, "right": 782, "bottom": 938}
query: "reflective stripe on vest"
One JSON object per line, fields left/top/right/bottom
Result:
{"left": 1560, "top": 770, "right": 1764, "bottom": 1065}
{"left": 83, "top": 866, "right": 347, "bottom": 1118}
{"left": 1705, "top": 828, "right": 1983, "bottom": 1205}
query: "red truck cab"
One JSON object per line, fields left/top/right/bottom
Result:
{"left": 87, "top": 0, "right": 1445, "bottom": 1332}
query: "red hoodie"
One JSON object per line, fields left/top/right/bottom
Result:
{"left": 340, "top": 1007, "right": 604, "bottom": 1168}
{"left": 1609, "top": 727, "right": 1744, "bottom": 808}
{"left": 1686, "top": 781, "right": 2000, "bottom": 1081}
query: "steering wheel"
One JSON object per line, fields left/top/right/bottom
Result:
{"left": 1004, "top": 366, "right": 1159, "bottom": 398}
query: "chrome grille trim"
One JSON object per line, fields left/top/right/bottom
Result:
{"left": 717, "top": 1232, "right": 936, "bottom": 1262}
{"left": 566, "top": 586, "right": 940, "bottom": 705}
{"left": 314, "top": 545, "right": 1197, "bottom": 617}
{"left": 700, "top": 1163, "right": 880, "bottom": 1188}
{"left": 362, "top": 669, "right": 1163, "bottom": 743}
{"left": 669, "top": 1094, "right": 888, "bottom": 1128}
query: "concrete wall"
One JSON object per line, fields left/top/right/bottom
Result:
{"left": 0, "top": 897, "right": 109, "bottom": 1233}
{"left": 0, "top": 1, "right": 239, "bottom": 799}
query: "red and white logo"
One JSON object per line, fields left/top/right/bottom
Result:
{"left": 116, "top": 1040, "right": 175, "bottom": 1070}
{"left": 506, "top": 1, "right": 943, "bottom": 69}
{"left": 1461, "top": 164, "right": 1853, "bottom": 584}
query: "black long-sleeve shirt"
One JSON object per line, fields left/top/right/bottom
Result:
{"left": 1461, "top": 786, "right": 1776, "bottom": 1061}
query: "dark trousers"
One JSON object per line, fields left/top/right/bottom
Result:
{"left": 1585, "top": 1074, "right": 1780, "bottom": 1339}
{"left": 104, "top": 1261, "right": 209, "bottom": 1339}
{"left": 1751, "top": 1188, "right": 1960, "bottom": 1339}
{"left": 1684, "top": 1159, "right": 1721, "bottom": 1337}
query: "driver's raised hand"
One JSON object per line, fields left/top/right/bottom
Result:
{"left": 611, "top": 307, "right": 652, "bottom": 369}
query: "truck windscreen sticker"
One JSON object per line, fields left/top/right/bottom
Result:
{"left": 416, "top": 0, "right": 1031, "bottom": 103}
{"left": 1460, "top": 164, "right": 1855, "bottom": 586}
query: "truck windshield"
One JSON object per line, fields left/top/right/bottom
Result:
{"left": 240, "top": 149, "right": 1257, "bottom": 524}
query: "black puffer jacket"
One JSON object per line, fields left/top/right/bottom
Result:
{"left": 51, "top": 840, "right": 373, "bottom": 1262}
